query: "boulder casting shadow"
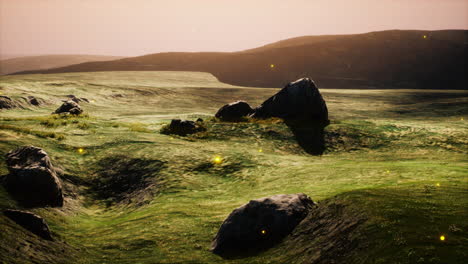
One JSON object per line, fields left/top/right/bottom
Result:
{"left": 211, "top": 193, "right": 316, "bottom": 259}
{"left": 251, "top": 78, "right": 330, "bottom": 155}
{"left": 4, "top": 146, "right": 64, "bottom": 207}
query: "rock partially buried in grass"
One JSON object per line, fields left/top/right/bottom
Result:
{"left": 215, "top": 101, "right": 254, "bottom": 121}
{"left": 66, "top": 94, "right": 89, "bottom": 103}
{"left": 54, "top": 100, "right": 83, "bottom": 115}
{"left": 4, "top": 146, "right": 64, "bottom": 207}
{"left": 27, "top": 95, "right": 41, "bottom": 106}
{"left": 211, "top": 193, "right": 315, "bottom": 258}
{"left": 0, "top": 95, "right": 16, "bottom": 109}
{"left": 4, "top": 209, "right": 53, "bottom": 240}
{"left": 161, "top": 119, "right": 206, "bottom": 136}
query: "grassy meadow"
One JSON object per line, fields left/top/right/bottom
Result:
{"left": 0, "top": 71, "right": 467, "bottom": 264}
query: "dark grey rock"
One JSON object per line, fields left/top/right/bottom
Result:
{"left": 164, "top": 119, "right": 205, "bottom": 136}
{"left": 252, "top": 78, "right": 329, "bottom": 155}
{"left": 196, "top": 118, "right": 204, "bottom": 123}
{"left": 0, "top": 95, "right": 16, "bottom": 109}
{"left": 54, "top": 100, "right": 83, "bottom": 115}
{"left": 4, "top": 146, "right": 63, "bottom": 207}
{"left": 211, "top": 193, "right": 315, "bottom": 258}
{"left": 251, "top": 78, "right": 329, "bottom": 124}
{"left": 215, "top": 101, "right": 253, "bottom": 121}
{"left": 27, "top": 96, "right": 40, "bottom": 106}
{"left": 4, "top": 209, "right": 53, "bottom": 240}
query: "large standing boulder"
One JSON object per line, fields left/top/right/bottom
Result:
{"left": 211, "top": 193, "right": 315, "bottom": 258}
{"left": 4, "top": 146, "right": 63, "bottom": 207}
{"left": 0, "top": 95, "right": 16, "bottom": 109}
{"left": 215, "top": 101, "right": 254, "bottom": 121}
{"left": 252, "top": 78, "right": 329, "bottom": 155}
{"left": 252, "top": 78, "right": 329, "bottom": 123}
{"left": 54, "top": 100, "right": 83, "bottom": 115}
{"left": 4, "top": 209, "right": 53, "bottom": 240}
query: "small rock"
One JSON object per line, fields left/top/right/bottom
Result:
{"left": 0, "top": 95, "right": 16, "bottom": 109}
{"left": 4, "top": 146, "right": 64, "bottom": 207}
{"left": 4, "top": 209, "right": 53, "bottom": 240}
{"left": 196, "top": 118, "right": 204, "bottom": 122}
{"left": 211, "top": 193, "right": 315, "bottom": 258}
{"left": 27, "top": 96, "right": 40, "bottom": 106}
{"left": 164, "top": 119, "right": 205, "bottom": 136}
{"left": 215, "top": 101, "right": 253, "bottom": 121}
{"left": 54, "top": 100, "right": 83, "bottom": 115}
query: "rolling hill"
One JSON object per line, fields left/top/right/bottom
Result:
{"left": 14, "top": 30, "right": 468, "bottom": 89}
{"left": 0, "top": 55, "right": 125, "bottom": 75}
{"left": 0, "top": 71, "right": 467, "bottom": 263}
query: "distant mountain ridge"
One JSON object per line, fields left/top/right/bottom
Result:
{"left": 1, "top": 55, "right": 125, "bottom": 75}
{"left": 12, "top": 30, "right": 468, "bottom": 89}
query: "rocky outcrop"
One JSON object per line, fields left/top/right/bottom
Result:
{"left": 4, "top": 209, "right": 53, "bottom": 240}
{"left": 211, "top": 193, "right": 315, "bottom": 258}
{"left": 54, "top": 100, "right": 83, "bottom": 115}
{"left": 4, "top": 146, "right": 63, "bottom": 207}
{"left": 215, "top": 101, "right": 254, "bottom": 121}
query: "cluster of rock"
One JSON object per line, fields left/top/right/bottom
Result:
{"left": 211, "top": 193, "right": 316, "bottom": 258}
{"left": 0, "top": 95, "right": 43, "bottom": 109}
{"left": 216, "top": 78, "right": 329, "bottom": 154}
{"left": 216, "top": 78, "right": 328, "bottom": 124}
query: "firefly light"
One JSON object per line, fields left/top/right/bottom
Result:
{"left": 261, "top": 230, "right": 267, "bottom": 235}
{"left": 270, "top": 64, "right": 275, "bottom": 68}
{"left": 213, "top": 155, "right": 223, "bottom": 164}
{"left": 436, "top": 183, "right": 440, "bottom": 187}
{"left": 77, "top": 148, "right": 85, "bottom": 154}
{"left": 440, "top": 235, "right": 445, "bottom": 241}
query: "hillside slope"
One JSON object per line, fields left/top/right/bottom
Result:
{"left": 0, "top": 71, "right": 467, "bottom": 263}
{"left": 1, "top": 55, "right": 125, "bottom": 75}
{"left": 15, "top": 30, "right": 468, "bottom": 89}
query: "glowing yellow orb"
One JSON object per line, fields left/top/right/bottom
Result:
{"left": 461, "top": 117, "right": 464, "bottom": 121}
{"left": 77, "top": 148, "right": 85, "bottom": 154}
{"left": 270, "top": 64, "right": 275, "bottom": 68}
{"left": 261, "top": 230, "right": 267, "bottom": 235}
{"left": 386, "top": 170, "right": 390, "bottom": 173}
{"left": 436, "top": 183, "right": 440, "bottom": 187}
{"left": 423, "top": 35, "right": 427, "bottom": 39}
{"left": 213, "top": 156, "right": 223, "bottom": 164}
{"left": 440, "top": 235, "right": 445, "bottom": 241}
{"left": 258, "top": 149, "right": 263, "bottom": 153}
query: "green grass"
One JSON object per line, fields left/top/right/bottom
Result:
{"left": 0, "top": 71, "right": 467, "bottom": 264}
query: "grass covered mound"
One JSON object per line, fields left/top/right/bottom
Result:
{"left": 0, "top": 71, "right": 467, "bottom": 263}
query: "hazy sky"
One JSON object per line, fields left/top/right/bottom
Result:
{"left": 1, "top": 0, "right": 467, "bottom": 58}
